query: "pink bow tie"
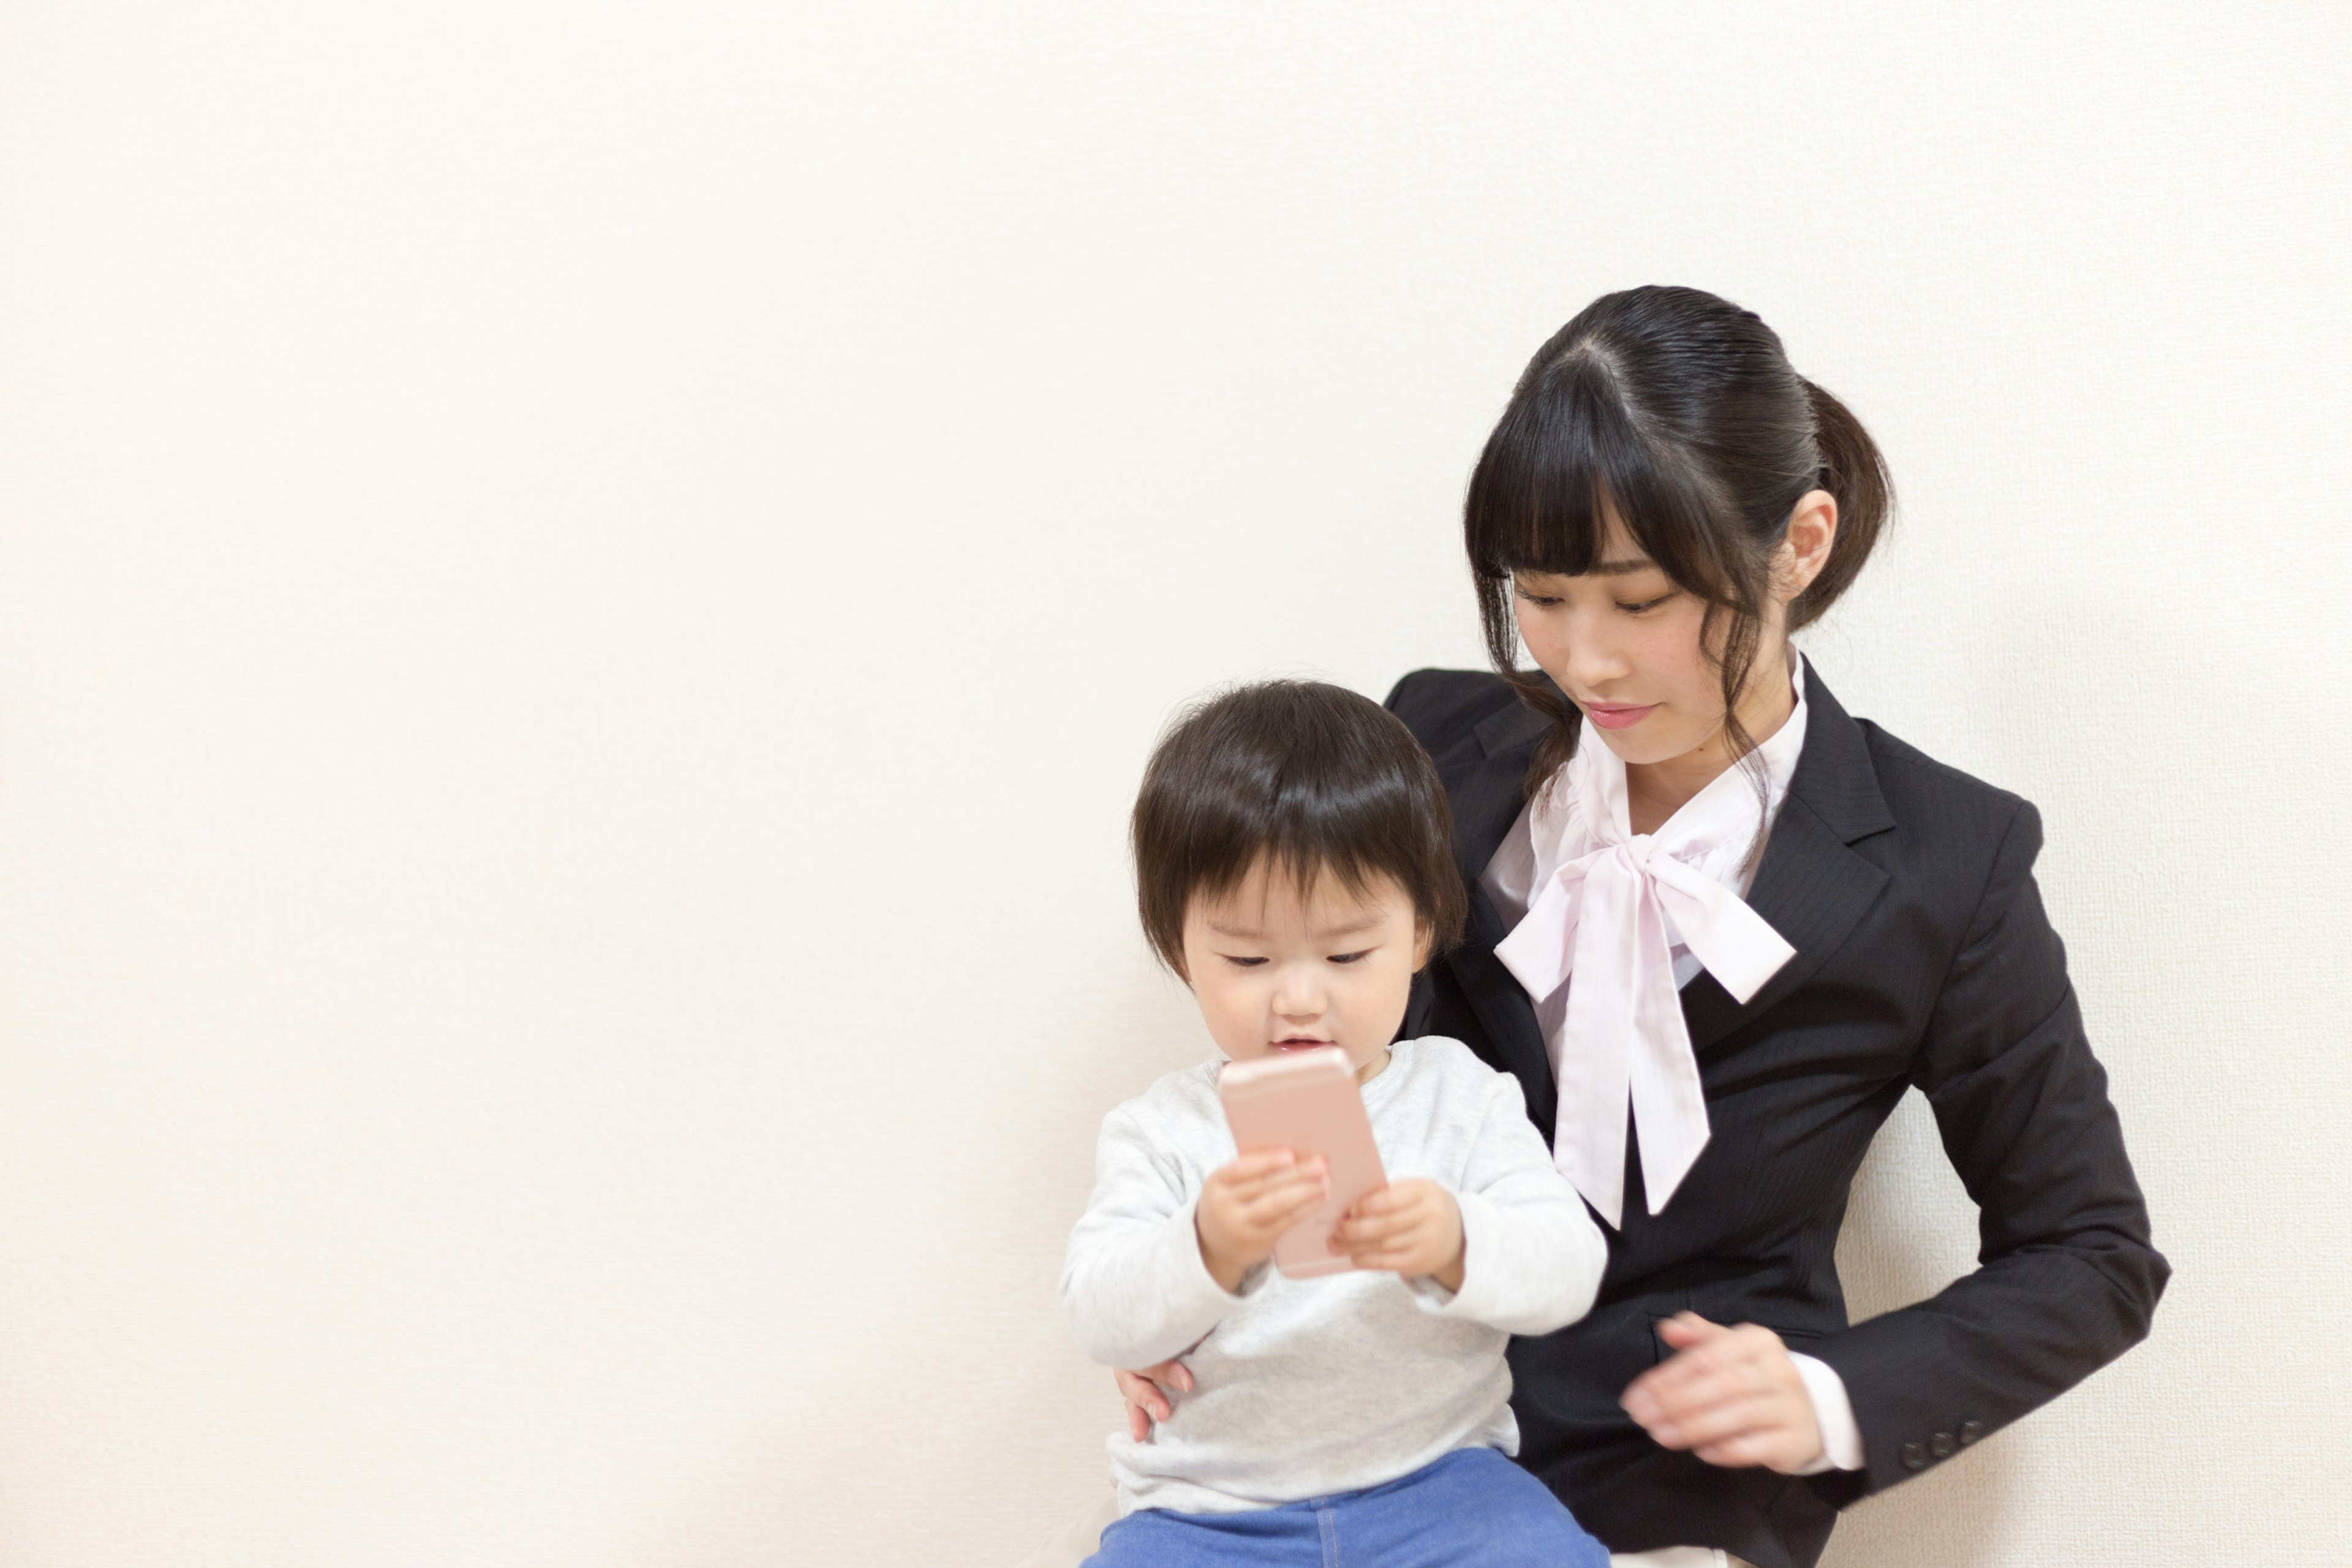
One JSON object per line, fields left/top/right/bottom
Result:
{"left": 1493, "top": 742, "right": 1796, "bottom": 1228}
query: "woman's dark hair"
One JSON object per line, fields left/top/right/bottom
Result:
{"left": 1131, "top": 680, "right": 1467, "bottom": 976}
{"left": 1465, "top": 285, "right": 1893, "bottom": 790}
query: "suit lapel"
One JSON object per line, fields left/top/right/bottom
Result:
{"left": 1431, "top": 663, "right": 1898, "bottom": 1101}
{"left": 1681, "top": 664, "right": 1896, "bottom": 1054}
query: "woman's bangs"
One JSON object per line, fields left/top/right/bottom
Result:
{"left": 1466, "top": 393, "right": 1618, "bottom": 581}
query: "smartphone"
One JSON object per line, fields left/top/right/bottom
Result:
{"left": 1216, "top": 1046, "right": 1388, "bottom": 1280}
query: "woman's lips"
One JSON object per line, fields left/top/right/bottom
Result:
{"left": 1584, "top": 701, "right": 1659, "bottom": 731}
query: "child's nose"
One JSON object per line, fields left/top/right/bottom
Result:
{"left": 1273, "top": 971, "right": 1326, "bottom": 1017}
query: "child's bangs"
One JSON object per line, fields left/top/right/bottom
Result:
{"left": 1191, "top": 833, "right": 1389, "bottom": 919}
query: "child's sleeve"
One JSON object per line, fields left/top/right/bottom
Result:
{"left": 1409, "top": 1070, "right": 1608, "bottom": 1335}
{"left": 1060, "top": 1104, "right": 1263, "bottom": 1369}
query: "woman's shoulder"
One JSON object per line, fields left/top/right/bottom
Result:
{"left": 1847, "top": 715, "right": 2045, "bottom": 891}
{"left": 1854, "top": 717, "right": 2030, "bottom": 823}
{"left": 1381, "top": 667, "right": 1524, "bottom": 757}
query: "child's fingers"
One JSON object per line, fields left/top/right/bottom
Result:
{"left": 1333, "top": 1204, "right": 1419, "bottom": 1246}
{"left": 1348, "top": 1183, "right": 1419, "bottom": 1218}
{"left": 1217, "top": 1154, "right": 1327, "bottom": 1200}
{"left": 1346, "top": 1183, "right": 1433, "bottom": 1222}
{"left": 1213, "top": 1150, "right": 1300, "bottom": 1186}
{"left": 1235, "top": 1177, "right": 1328, "bottom": 1231}
{"left": 1346, "top": 1241, "right": 1432, "bottom": 1273}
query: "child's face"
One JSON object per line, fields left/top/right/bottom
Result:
{"left": 1178, "top": 857, "right": 1430, "bottom": 1084}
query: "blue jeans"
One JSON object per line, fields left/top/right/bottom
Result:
{"left": 1084, "top": 1447, "right": 1609, "bottom": 1568}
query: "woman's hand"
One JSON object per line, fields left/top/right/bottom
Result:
{"left": 1196, "top": 1149, "right": 1329, "bottom": 1291}
{"left": 1329, "top": 1178, "right": 1465, "bottom": 1290}
{"left": 1619, "top": 1313, "right": 1825, "bottom": 1474}
{"left": 1113, "top": 1360, "right": 1193, "bottom": 1443}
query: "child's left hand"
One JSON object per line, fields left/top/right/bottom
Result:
{"left": 1330, "top": 1179, "right": 1465, "bottom": 1291}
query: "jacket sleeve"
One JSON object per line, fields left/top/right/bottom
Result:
{"left": 1804, "top": 799, "right": 2169, "bottom": 1502}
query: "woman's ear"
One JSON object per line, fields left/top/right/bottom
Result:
{"left": 1774, "top": 489, "right": 1840, "bottom": 602}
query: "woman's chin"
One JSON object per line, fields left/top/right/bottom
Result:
{"left": 1589, "top": 726, "right": 1692, "bottom": 767}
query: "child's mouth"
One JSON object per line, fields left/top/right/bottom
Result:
{"left": 1272, "top": 1038, "right": 1331, "bottom": 1051}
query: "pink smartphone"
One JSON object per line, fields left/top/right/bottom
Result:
{"left": 1216, "top": 1046, "right": 1388, "bottom": 1280}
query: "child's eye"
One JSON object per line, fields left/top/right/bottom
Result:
{"left": 1327, "top": 950, "right": 1373, "bottom": 965}
{"left": 1221, "top": 954, "right": 1269, "bottom": 968}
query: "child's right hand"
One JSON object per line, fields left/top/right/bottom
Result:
{"left": 1196, "top": 1148, "right": 1329, "bottom": 1291}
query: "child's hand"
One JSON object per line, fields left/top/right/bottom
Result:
{"left": 1196, "top": 1149, "right": 1329, "bottom": 1291}
{"left": 1332, "top": 1179, "right": 1465, "bottom": 1290}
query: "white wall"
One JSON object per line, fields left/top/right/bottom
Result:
{"left": 1, "top": 4, "right": 2345, "bottom": 1564}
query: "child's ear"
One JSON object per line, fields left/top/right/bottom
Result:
{"left": 1412, "top": 920, "right": 1436, "bottom": 973}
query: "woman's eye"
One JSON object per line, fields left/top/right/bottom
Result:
{"left": 1616, "top": 594, "right": 1672, "bottom": 614}
{"left": 1327, "top": 950, "right": 1373, "bottom": 965}
{"left": 1515, "top": 590, "right": 1564, "bottom": 609}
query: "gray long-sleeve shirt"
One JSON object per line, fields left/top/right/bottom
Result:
{"left": 1061, "top": 1035, "right": 1608, "bottom": 1517}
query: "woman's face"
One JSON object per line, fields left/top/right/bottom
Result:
{"left": 1510, "top": 509, "right": 1762, "bottom": 768}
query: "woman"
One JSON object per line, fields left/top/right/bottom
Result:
{"left": 1115, "top": 286, "right": 2167, "bottom": 1568}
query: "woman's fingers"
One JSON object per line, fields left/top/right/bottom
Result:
{"left": 1628, "top": 1322, "right": 1776, "bottom": 1409}
{"left": 1645, "top": 1388, "right": 1787, "bottom": 1447}
{"left": 1691, "top": 1429, "right": 1789, "bottom": 1468}
{"left": 1112, "top": 1368, "right": 1170, "bottom": 1423}
{"left": 1656, "top": 1311, "right": 1732, "bottom": 1350}
{"left": 1622, "top": 1319, "right": 1819, "bottom": 1472}
{"left": 1627, "top": 1364, "right": 1781, "bottom": 1442}
{"left": 1113, "top": 1359, "right": 1199, "bottom": 1445}
{"left": 1114, "top": 1361, "right": 1193, "bottom": 1422}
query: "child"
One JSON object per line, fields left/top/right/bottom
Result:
{"left": 1062, "top": 680, "right": 1612, "bottom": 1567}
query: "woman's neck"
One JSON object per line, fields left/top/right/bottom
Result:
{"left": 1621, "top": 649, "right": 1799, "bottom": 836}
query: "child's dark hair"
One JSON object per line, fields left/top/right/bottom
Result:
{"left": 1131, "top": 680, "right": 1467, "bottom": 976}
{"left": 1466, "top": 285, "right": 1894, "bottom": 791}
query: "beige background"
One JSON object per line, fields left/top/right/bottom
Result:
{"left": 1, "top": 3, "right": 2347, "bottom": 1564}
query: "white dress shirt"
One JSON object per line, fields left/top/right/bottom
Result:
{"left": 1479, "top": 660, "right": 1864, "bottom": 1476}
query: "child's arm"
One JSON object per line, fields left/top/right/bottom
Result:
{"left": 1334, "top": 1072, "right": 1607, "bottom": 1335}
{"left": 1060, "top": 1106, "right": 1325, "bottom": 1370}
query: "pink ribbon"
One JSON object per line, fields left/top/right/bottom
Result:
{"left": 1493, "top": 743, "right": 1796, "bottom": 1228}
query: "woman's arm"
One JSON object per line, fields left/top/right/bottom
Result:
{"left": 1802, "top": 798, "right": 2169, "bottom": 1498}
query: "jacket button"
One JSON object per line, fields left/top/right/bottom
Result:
{"left": 1901, "top": 1442, "right": 1926, "bottom": 1471}
{"left": 1930, "top": 1431, "right": 1957, "bottom": 1458}
{"left": 1959, "top": 1420, "right": 1985, "bottom": 1446}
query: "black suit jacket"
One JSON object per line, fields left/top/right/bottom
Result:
{"left": 1387, "top": 663, "right": 2167, "bottom": 1568}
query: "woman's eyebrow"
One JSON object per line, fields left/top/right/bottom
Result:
{"left": 1591, "top": 557, "right": 1657, "bottom": 576}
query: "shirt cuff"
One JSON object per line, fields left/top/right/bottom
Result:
{"left": 1789, "top": 1352, "right": 1864, "bottom": 1474}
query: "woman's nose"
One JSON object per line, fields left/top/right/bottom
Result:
{"left": 1560, "top": 619, "right": 1631, "bottom": 690}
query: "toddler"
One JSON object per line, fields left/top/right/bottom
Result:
{"left": 1062, "top": 680, "right": 1611, "bottom": 1567}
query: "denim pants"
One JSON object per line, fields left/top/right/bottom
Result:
{"left": 1083, "top": 1446, "right": 1610, "bottom": 1568}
